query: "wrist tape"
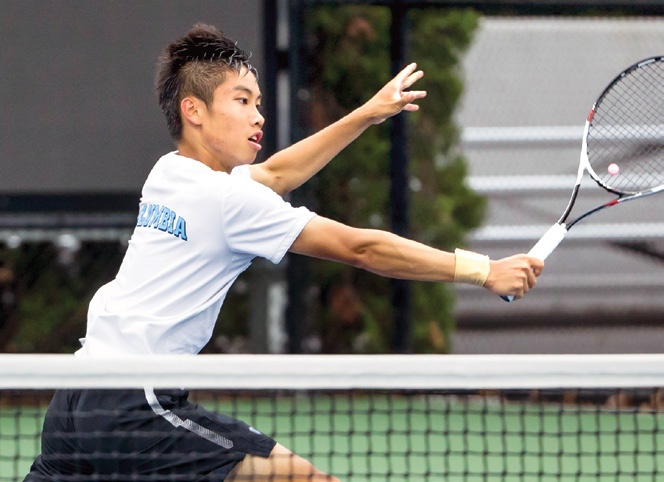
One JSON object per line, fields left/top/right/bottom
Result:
{"left": 454, "top": 249, "right": 490, "bottom": 286}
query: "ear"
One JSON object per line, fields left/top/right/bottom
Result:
{"left": 180, "top": 96, "right": 205, "bottom": 127}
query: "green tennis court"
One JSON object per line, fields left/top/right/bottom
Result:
{"left": 3, "top": 393, "right": 662, "bottom": 482}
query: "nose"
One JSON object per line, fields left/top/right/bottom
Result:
{"left": 253, "top": 108, "right": 265, "bottom": 128}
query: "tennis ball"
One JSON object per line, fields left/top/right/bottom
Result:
{"left": 608, "top": 163, "right": 620, "bottom": 176}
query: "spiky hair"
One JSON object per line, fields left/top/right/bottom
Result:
{"left": 155, "top": 24, "right": 257, "bottom": 141}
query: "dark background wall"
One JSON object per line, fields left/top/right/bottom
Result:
{"left": 0, "top": 0, "right": 263, "bottom": 195}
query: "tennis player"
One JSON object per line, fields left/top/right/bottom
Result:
{"left": 25, "top": 24, "right": 543, "bottom": 482}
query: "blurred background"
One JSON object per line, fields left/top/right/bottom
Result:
{"left": 1, "top": 0, "right": 662, "bottom": 355}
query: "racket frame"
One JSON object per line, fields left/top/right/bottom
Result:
{"left": 501, "top": 56, "right": 664, "bottom": 302}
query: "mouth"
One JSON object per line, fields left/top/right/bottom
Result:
{"left": 248, "top": 131, "right": 263, "bottom": 147}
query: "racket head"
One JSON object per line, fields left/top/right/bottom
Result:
{"left": 582, "top": 56, "right": 664, "bottom": 196}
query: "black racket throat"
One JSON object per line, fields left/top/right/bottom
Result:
{"left": 560, "top": 182, "right": 623, "bottom": 230}
{"left": 558, "top": 184, "right": 580, "bottom": 226}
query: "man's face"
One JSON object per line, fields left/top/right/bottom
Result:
{"left": 199, "top": 68, "right": 264, "bottom": 172}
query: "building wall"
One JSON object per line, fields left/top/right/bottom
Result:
{"left": 0, "top": 0, "right": 263, "bottom": 194}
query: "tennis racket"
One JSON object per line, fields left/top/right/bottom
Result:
{"left": 503, "top": 56, "right": 664, "bottom": 302}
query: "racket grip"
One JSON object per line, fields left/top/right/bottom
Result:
{"left": 501, "top": 223, "right": 567, "bottom": 302}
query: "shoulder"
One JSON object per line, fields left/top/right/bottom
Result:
{"left": 144, "top": 152, "right": 233, "bottom": 193}
{"left": 230, "top": 164, "right": 252, "bottom": 179}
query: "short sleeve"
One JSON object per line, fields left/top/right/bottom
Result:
{"left": 221, "top": 175, "right": 315, "bottom": 264}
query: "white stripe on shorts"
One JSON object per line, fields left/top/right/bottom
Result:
{"left": 143, "top": 387, "right": 234, "bottom": 449}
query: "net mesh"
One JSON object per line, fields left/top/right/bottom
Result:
{"left": 587, "top": 56, "right": 664, "bottom": 195}
{"left": 1, "top": 354, "right": 664, "bottom": 482}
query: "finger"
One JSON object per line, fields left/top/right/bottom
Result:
{"left": 528, "top": 256, "right": 544, "bottom": 276}
{"left": 529, "top": 271, "right": 538, "bottom": 289}
{"left": 525, "top": 265, "right": 538, "bottom": 289}
{"left": 400, "top": 90, "right": 427, "bottom": 109}
{"left": 528, "top": 255, "right": 544, "bottom": 267}
{"left": 394, "top": 62, "right": 418, "bottom": 84}
{"left": 404, "top": 90, "right": 427, "bottom": 100}
{"left": 402, "top": 70, "right": 424, "bottom": 89}
{"left": 395, "top": 62, "right": 417, "bottom": 81}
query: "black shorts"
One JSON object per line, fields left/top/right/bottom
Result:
{"left": 24, "top": 388, "right": 276, "bottom": 482}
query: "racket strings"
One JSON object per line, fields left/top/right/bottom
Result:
{"left": 587, "top": 59, "right": 664, "bottom": 194}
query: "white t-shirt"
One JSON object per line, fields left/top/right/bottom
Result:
{"left": 76, "top": 152, "right": 315, "bottom": 357}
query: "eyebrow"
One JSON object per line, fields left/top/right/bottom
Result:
{"left": 233, "top": 86, "right": 262, "bottom": 101}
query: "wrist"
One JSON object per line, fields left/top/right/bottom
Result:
{"left": 454, "top": 249, "right": 490, "bottom": 286}
{"left": 352, "top": 101, "right": 382, "bottom": 126}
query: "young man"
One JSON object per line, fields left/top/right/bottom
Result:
{"left": 25, "top": 24, "right": 543, "bottom": 481}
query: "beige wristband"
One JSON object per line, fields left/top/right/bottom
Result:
{"left": 454, "top": 248, "right": 490, "bottom": 286}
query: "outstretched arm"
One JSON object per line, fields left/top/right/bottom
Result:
{"left": 249, "top": 63, "right": 427, "bottom": 196}
{"left": 290, "top": 216, "right": 544, "bottom": 300}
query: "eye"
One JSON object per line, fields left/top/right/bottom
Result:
{"left": 238, "top": 97, "right": 249, "bottom": 105}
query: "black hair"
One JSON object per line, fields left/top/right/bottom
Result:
{"left": 155, "top": 23, "right": 257, "bottom": 141}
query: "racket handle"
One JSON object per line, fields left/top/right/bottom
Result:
{"left": 501, "top": 223, "right": 567, "bottom": 302}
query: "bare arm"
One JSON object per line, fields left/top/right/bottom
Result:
{"left": 290, "top": 216, "right": 544, "bottom": 299}
{"left": 249, "top": 63, "right": 426, "bottom": 195}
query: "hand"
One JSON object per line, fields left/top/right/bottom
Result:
{"left": 361, "top": 63, "right": 427, "bottom": 125}
{"left": 483, "top": 255, "right": 544, "bottom": 300}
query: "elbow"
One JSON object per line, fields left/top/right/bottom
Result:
{"left": 344, "top": 233, "right": 382, "bottom": 272}
{"left": 265, "top": 170, "right": 288, "bottom": 196}
{"left": 298, "top": 219, "right": 384, "bottom": 273}
{"left": 347, "top": 245, "right": 371, "bottom": 271}
{"left": 251, "top": 164, "right": 290, "bottom": 195}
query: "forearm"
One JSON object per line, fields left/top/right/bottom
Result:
{"left": 291, "top": 216, "right": 541, "bottom": 298}
{"left": 292, "top": 219, "right": 458, "bottom": 283}
{"left": 249, "top": 63, "right": 425, "bottom": 195}
{"left": 250, "top": 106, "right": 374, "bottom": 196}
{"left": 354, "top": 230, "right": 458, "bottom": 282}
{"left": 347, "top": 232, "right": 538, "bottom": 295}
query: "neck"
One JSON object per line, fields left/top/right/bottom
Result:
{"left": 176, "top": 139, "right": 229, "bottom": 173}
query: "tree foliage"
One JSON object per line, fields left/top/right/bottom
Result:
{"left": 0, "top": 243, "right": 126, "bottom": 353}
{"left": 302, "top": 6, "right": 484, "bottom": 353}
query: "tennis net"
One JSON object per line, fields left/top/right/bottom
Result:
{"left": 1, "top": 354, "right": 663, "bottom": 481}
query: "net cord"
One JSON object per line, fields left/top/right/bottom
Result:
{"left": 1, "top": 354, "right": 663, "bottom": 390}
